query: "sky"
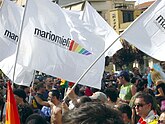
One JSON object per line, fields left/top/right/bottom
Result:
{"left": 127, "top": 0, "right": 154, "bottom": 5}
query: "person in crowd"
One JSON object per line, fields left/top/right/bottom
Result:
{"left": 0, "top": 87, "right": 5, "bottom": 123}
{"left": 150, "top": 69, "right": 165, "bottom": 108}
{"left": 89, "top": 91, "right": 107, "bottom": 103}
{"left": 65, "top": 87, "right": 80, "bottom": 110}
{"left": 25, "top": 113, "right": 48, "bottom": 124}
{"left": 151, "top": 69, "right": 165, "bottom": 97}
{"left": 62, "top": 91, "right": 92, "bottom": 112}
{"left": 132, "top": 67, "right": 142, "bottom": 79}
{"left": 79, "top": 86, "right": 93, "bottom": 96}
{"left": 143, "top": 67, "right": 151, "bottom": 79}
{"left": 77, "top": 96, "right": 92, "bottom": 105}
{"left": 131, "top": 77, "right": 139, "bottom": 86}
{"left": 19, "top": 85, "right": 30, "bottom": 101}
{"left": 14, "top": 89, "right": 33, "bottom": 124}
{"left": 31, "top": 82, "right": 49, "bottom": 111}
{"left": 161, "top": 100, "right": 165, "bottom": 112}
{"left": 117, "top": 71, "right": 136, "bottom": 104}
{"left": 104, "top": 87, "right": 118, "bottom": 107}
{"left": 19, "top": 85, "right": 30, "bottom": 96}
{"left": 129, "top": 79, "right": 159, "bottom": 123}
{"left": 117, "top": 104, "right": 132, "bottom": 124}
{"left": 66, "top": 88, "right": 106, "bottom": 110}
{"left": 62, "top": 102, "right": 124, "bottom": 124}
{"left": 43, "top": 76, "right": 54, "bottom": 100}
{"left": 158, "top": 111, "right": 165, "bottom": 124}
{"left": 48, "top": 89, "right": 62, "bottom": 124}
{"left": 0, "top": 78, "right": 4, "bottom": 88}
{"left": 142, "top": 67, "right": 153, "bottom": 88}
{"left": 130, "top": 91, "right": 160, "bottom": 123}
{"left": 0, "top": 78, "right": 6, "bottom": 99}
{"left": 129, "top": 79, "right": 156, "bottom": 108}
{"left": 134, "top": 92, "right": 159, "bottom": 124}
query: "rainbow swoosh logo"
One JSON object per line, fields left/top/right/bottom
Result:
{"left": 69, "top": 40, "right": 92, "bottom": 55}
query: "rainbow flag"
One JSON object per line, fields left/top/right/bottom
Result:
{"left": 60, "top": 79, "right": 68, "bottom": 88}
{"left": 6, "top": 81, "right": 20, "bottom": 124}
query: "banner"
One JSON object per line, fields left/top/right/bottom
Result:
{"left": 121, "top": 0, "right": 165, "bottom": 61}
{"left": 17, "top": 0, "right": 105, "bottom": 89}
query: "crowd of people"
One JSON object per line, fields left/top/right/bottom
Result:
{"left": 0, "top": 65, "right": 165, "bottom": 124}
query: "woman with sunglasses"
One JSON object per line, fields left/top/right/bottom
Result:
{"left": 134, "top": 92, "right": 159, "bottom": 124}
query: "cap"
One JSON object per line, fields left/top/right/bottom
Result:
{"left": 90, "top": 91, "right": 107, "bottom": 102}
{"left": 117, "top": 71, "right": 129, "bottom": 79}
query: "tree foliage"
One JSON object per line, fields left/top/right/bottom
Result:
{"left": 112, "top": 40, "right": 145, "bottom": 70}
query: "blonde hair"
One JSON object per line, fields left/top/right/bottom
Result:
{"left": 150, "top": 69, "right": 162, "bottom": 83}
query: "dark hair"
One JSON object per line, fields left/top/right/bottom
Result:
{"left": 136, "top": 79, "right": 147, "bottom": 92}
{"left": 131, "top": 77, "right": 139, "bottom": 84}
{"left": 79, "top": 96, "right": 92, "bottom": 104}
{"left": 43, "top": 75, "right": 53, "bottom": 81}
{"left": 135, "top": 92, "right": 154, "bottom": 109}
{"left": 51, "top": 89, "right": 60, "bottom": 100}
{"left": 36, "top": 82, "right": 45, "bottom": 91}
{"left": 13, "top": 89, "right": 27, "bottom": 102}
{"left": 104, "top": 88, "right": 118, "bottom": 102}
{"left": 62, "top": 102, "right": 124, "bottom": 124}
{"left": 25, "top": 113, "right": 48, "bottom": 124}
{"left": 18, "top": 104, "right": 33, "bottom": 124}
{"left": 117, "top": 104, "right": 132, "bottom": 119}
{"left": 133, "top": 67, "right": 139, "bottom": 72}
{"left": 19, "top": 85, "right": 29, "bottom": 90}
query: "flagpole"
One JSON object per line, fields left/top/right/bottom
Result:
{"left": 81, "top": 1, "right": 87, "bottom": 20}
{"left": 0, "top": 0, "right": 5, "bottom": 9}
{"left": 12, "top": 0, "right": 29, "bottom": 88}
{"left": 63, "top": 34, "right": 122, "bottom": 101}
{"left": 28, "top": 70, "right": 36, "bottom": 103}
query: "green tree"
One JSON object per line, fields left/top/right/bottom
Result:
{"left": 112, "top": 40, "right": 145, "bottom": 70}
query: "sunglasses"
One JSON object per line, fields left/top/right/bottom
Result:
{"left": 157, "top": 120, "right": 165, "bottom": 124}
{"left": 134, "top": 103, "right": 147, "bottom": 108}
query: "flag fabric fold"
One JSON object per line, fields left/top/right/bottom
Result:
{"left": 121, "top": 0, "right": 165, "bottom": 61}
{"left": 6, "top": 81, "right": 20, "bottom": 124}
{"left": 17, "top": 0, "right": 105, "bottom": 89}
{"left": 0, "top": 54, "right": 34, "bottom": 86}
{"left": 82, "top": 1, "right": 122, "bottom": 56}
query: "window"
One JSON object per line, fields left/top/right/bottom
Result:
{"left": 122, "top": 10, "right": 134, "bottom": 23}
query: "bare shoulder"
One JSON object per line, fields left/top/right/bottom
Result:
{"left": 55, "top": 107, "right": 62, "bottom": 113}
{"left": 156, "top": 79, "right": 165, "bottom": 86}
{"left": 52, "top": 105, "right": 62, "bottom": 114}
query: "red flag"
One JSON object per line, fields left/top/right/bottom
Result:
{"left": 6, "top": 81, "right": 20, "bottom": 124}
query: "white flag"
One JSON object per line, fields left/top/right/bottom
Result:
{"left": 0, "top": 0, "right": 22, "bottom": 61}
{"left": 17, "top": 0, "right": 105, "bottom": 89}
{"left": 64, "top": 9, "right": 83, "bottom": 20}
{"left": 82, "top": 2, "right": 122, "bottom": 56}
{"left": 0, "top": 54, "right": 34, "bottom": 86}
{"left": 121, "top": 0, "right": 165, "bottom": 61}
{"left": 0, "top": 0, "right": 33, "bottom": 86}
